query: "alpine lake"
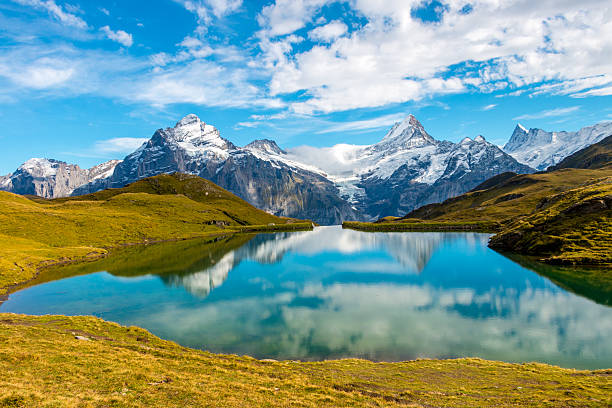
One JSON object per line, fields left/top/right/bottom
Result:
{"left": 2, "top": 226, "right": 611, "bottom": 370}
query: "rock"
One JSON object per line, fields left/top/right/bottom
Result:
{"left": 563, "top": 199, "right": 609, "bottom": 215}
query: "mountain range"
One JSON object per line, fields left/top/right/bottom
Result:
{"left": 2, "top": 114, "right": 610, "bottom": 224}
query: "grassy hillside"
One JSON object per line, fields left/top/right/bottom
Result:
{"left": 1, "top": 314, "right": 610, "bottom": 408}
{"left": 489, "top": 177, "right": 612, "bottom": 265}
{"left": 345, "top": 169, "right": 610, "bottom": 228}
{"left": 0, "top": 173, "right": 311, "bottom": 295}
{"left": 343, "top": 135, "right": 612, "bottom": 266}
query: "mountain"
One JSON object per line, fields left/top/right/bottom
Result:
{"left": 503, "top": 122, "right": 612, "bottom": 170}
{"left": 3, "top": 114, "right": 533, "bottom": 224}
{"left": 362, "top": 138, "right": 612, "bottom": 264}
{"left": 73, "top": 114, "right": 358, "bottom": 224}
{"left": 0, "top": 158, "right": 121, "bottom": 198}
{"left": 548, "top": 135, "right": 612, "bottom": 171}
{"left": 286, "top": 116, "right": 533, "bottom": 219}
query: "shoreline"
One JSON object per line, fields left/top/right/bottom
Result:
{"left": 0, "top": 222, "right": 313, "bottom": 303}
{"left": 0, "top": 313, "right": 610, "bottom": 407}
{"left": 342, "top": 220, "right": 501, "bottom": 233}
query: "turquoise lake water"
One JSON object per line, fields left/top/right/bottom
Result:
{"left": 2, "top": 226, "right": 611, "bottom": 369}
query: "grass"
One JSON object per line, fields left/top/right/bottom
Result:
{"left": 0, "top": 313, "right": 611, "bottom": 408}
{"left": 489, "top": 177, "right": 612, "bottom": 265}
{"left": 0, "top": 173, "right": 312, "bottom": 295}
{"left": 343, "top": 168, "right": 612, "bottom": 265}
{"left": 343, "top": 220, "right": 501, "bottom": 232}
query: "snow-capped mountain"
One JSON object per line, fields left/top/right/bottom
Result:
{"left": 284, "top": 115, "right": 533, "bottom": 219}
{"left": 2, "top": 114, "right": 536, "bottom": 223}
{"left": 0, "top": 158, "right": 121, "bottom": 198}
{"left": 503, "top": 121, "right": 612, "bottom": 170}
{"left": 74, "top": 114, "right": 358, "bottom": 224}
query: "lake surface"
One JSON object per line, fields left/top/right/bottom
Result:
{"left": 2, "top": 226, "right": 611, "bottom": 369}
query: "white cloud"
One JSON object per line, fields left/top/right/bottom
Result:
{"left": 12, "top": 0, "right": 88, "bottom": 28}
{"left": 0, "top": 56, "right": 74, "bottom": 89}
{"left": 316, "top": 113, "right": 406, "bottom": 134}
{"left": 100, "top": 26, "right": 133, "bottom": 47}
{"left": 513, "top": 106, "right": 581, "bottom": 121}
{"left": 309, "top": 20, "right": 347, "bottom": 42}
{"left": 206, "top": 0, "right": 242, "bottom": 18}
{"left": 257, "top": 0, "right": 330, "bottom": 37}
{"left": 260, "top": 0, "right": 612, "bottom": 114}
{"left": 94, "top": 137, "right": 148, "bottom": 153}
{"left": 99, "top": 7, "right": 109, "bottom": 16}
{"left": 482, "top": 104, "right": 497, "bottom": 111}
{"left": 572, "top": 85, "right": 612, "bottom": 98}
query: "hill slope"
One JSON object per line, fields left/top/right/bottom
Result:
{"left": 345, "top": 138, "right": 612, "bottom": 265}
{"left": 0, "top": 173, "right": 310, "bottom": 295}
{"left": 489, "top": 178, "right": 612, "bottom": 264}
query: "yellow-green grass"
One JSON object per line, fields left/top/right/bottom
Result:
{"left": 343, "top": 220, "right": 501, "bottom": 232}
{"left": 489, "top": 177, "right": 612, "bottom": 265}
{"left": 400, "top": 169, "right": 612, "bottom": 224}
{"left": 343, "top": 169, "right": 612, "bottom": 266}
{"left": 0, "top": 314, "right": 610, "bottom": 408}
{"left": 0, "top": 173, "right": 311, "bottom": 295}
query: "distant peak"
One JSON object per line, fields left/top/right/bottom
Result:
{"left": 474, "top": 135, "right": 486, "bottom": 143}
{"left": 176, "top": 113, "right": 202, "bottom": 127}
{"left": 245, "top": 139, "right": 285, "bottom": 155}
{"left": 406, "top": 114, "right": 423, "bottom": 129}
{"left": 460, "top": 137, "right": 472, "bottom": 144}
{"left": 378, "top": 114, "right": 435, "bottom": 149}
{"left": 515, "top": 123, "right": 528, "bottom": 133}
{"left": 20, "top": 158, "right": 62, "bottom": 168}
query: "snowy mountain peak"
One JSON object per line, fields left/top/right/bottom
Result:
{"left": 176, "top": 113, "right": 201, "bottom": 127}
{"left": 19, "top": 158, "right": 62, "bottom": 177}
{"left": 245, "top": 139, "right": 285, "bottom": 155}
{"left": 517, "top": 123, "right": 528, "bottom": 133}
{"left": 474, "top": 135, "right": 486, "bottom": 143}
{"left": 154, "top": 114, "right": 232, "bottom": 155}
{"left": 377, "top": 114, "right": 436, "bottom": 150}
{"left": 171, "top": 114, "right": 221, "bottom": 143}
{"left": 503, "top": 121, "right": 612, "bottom": 170}
{"left": 87, "top": 159, "right": 121, "bottom": 181}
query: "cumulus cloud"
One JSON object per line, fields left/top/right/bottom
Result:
{"left": 308, "top": 20, "right": 347, "bottom": 42}
{"left": 100, "top": 26, "right": 133, "bottom": 47}
{"left": 260, "top": 0, "right": 612, "bottom": 113}
{"left": 12, "top": 0, "right": 88, "bottom": 28}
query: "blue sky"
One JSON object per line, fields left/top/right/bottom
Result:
{"left": 1, "top": 0, "right": 611, "bottom": 174}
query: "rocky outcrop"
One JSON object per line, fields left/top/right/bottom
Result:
{"left": 0, "top": 158, "right": 121, "bottom": 198}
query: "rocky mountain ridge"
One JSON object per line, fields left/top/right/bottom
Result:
{"left": 503, "top": 121, "right": 612, "bottom": 170}
{"left": 4, "top": 114, "right": 605, "bottom": 224}
{"left": 0, "top": 158, "right": 121, "bottom": 198}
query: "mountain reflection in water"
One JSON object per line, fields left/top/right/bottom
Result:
{"left": 1, "top": 226, "right": 611, "bottom": 369}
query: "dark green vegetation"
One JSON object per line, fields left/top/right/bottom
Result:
{"left": 344, "top": 136, "right": 612, "bottom": 267}
{"left": 0, "top": 173, "right": 311, "bottom": 295}
{"left": 17, "top": 234, "right": 254, "bottom": 292}
{"left": 507, "top": 254, "right": 612, "bottom": 306}
{"left": 1, "top": 314, "right": 611, "bottom": 407}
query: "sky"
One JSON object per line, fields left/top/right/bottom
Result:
{"left": 1, "top": 0, "right": 611, "bottom": 174}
